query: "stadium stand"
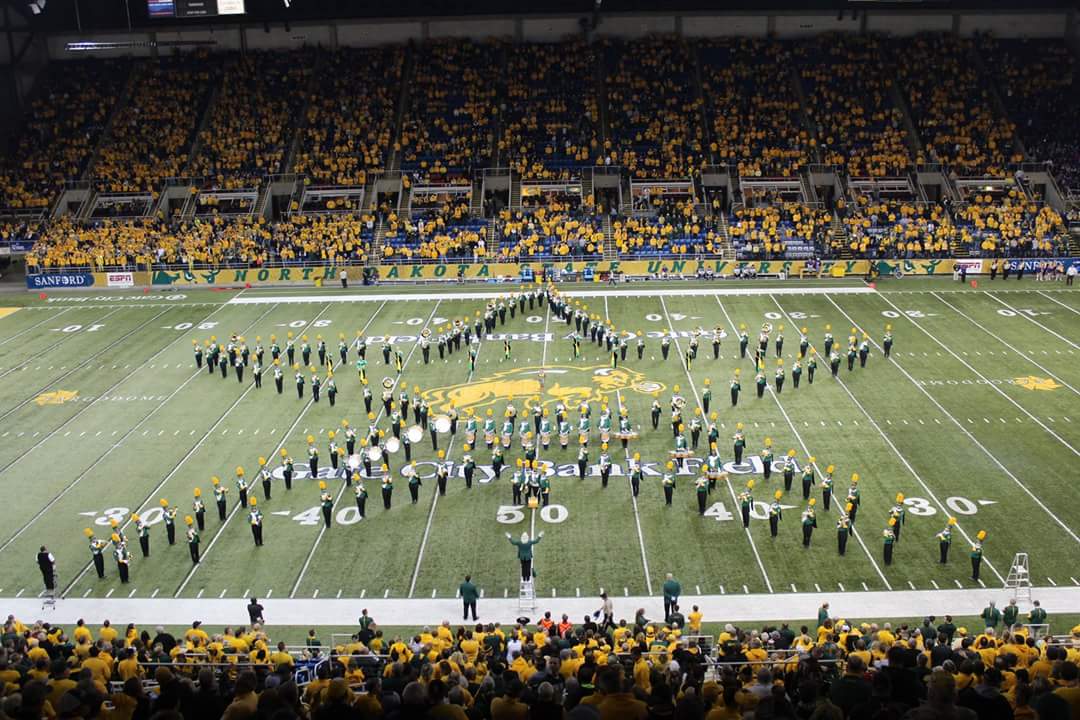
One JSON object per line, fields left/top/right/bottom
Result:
{"left": 292, "top": 47, "right": 405, "bottom": 188}
{"left": 499, "top": 41, "right": 600, "bottom": 181}
{"left": 188, "top": 51, "right": 314, "bottom": 189}
{"left": 0, "top": 60, "right": 128, "bottom": 210}
{"left": 1, "top": 611, "right": 1077, "bottom": 719}
{"left": 794, "top": 35, "right": 913, "bottom": 178}
{"left": 976, "top": 36, "right": 1080, "bottom": 197}
{"left": 893, "top": 35, "right": 1022, "bottom": 176}
{"left": 728, "top": 201, "right": 832, "bottom": 260}
{"left": 699, "top": 39, "right": 811, "bottom": 178}
{"left": 381, "top": 200, "right": 486, "bottom": 262}
{"left": 837, "top": 194, "right": 953, "bottom": 259}
{"left": 494, "top": 205, "right": 604, "bottom": 260}
{"left": 91, "top": 52, "right": 218, "bottom": 194}
{"left": 603, "top": 37, "right": 706, "bottom": 179}
{"left": 952, "top": 192, "right": 1068, "bottom": 258}
{"left": 399, "top": 40, "right": 501, "bottom": 185}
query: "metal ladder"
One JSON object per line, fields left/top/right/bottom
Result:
{"left": 1005, "top": 552, "right": 1031, "bottom": 605}
{"left": 519, "top": 579, "right": 536, "bottom": 612}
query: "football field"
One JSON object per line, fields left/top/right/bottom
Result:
{"left": 0, "top": 279, "right": 1078, "bottom": 618}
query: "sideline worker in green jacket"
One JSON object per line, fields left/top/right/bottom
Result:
{"left": 459, "top": 575, "right": 479, "bottom": 622}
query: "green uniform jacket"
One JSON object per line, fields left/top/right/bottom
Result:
{"left": 510, "top": 537, "right": 541, "bottom": 560}
{"left": 459, "top": 581, "right": 479, "bottom": 603}
{"left": 662, "top": 578, "right": 681, "bottom": 601}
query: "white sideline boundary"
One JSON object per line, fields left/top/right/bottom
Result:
{"left": 9, "top": 586, "right": 1078, "bottom": 627}
{"left": 227, "top": 287, "right": 877, "bottom": 305}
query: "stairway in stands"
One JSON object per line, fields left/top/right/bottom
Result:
{"left": 831, "top": 213, "right": 853, "bottom": 260}
{"left": 602, "top": 215, "right": 616, "bottom": 260}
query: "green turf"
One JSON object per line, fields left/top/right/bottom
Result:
{"left": 0, "top": 279, "right": 1077, "bottom": 608}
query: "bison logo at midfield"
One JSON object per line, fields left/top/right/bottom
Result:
{"left": 422, "top": 365, "right": 664, "bottom": 414}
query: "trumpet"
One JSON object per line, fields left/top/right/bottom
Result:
{"left": 405, "top": 425, "right": 424, "bottom": 443}
{"left": 385, "top": 436, "right": 402, "bottom": 454}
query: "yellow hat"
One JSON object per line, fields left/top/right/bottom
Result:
{"left": 734, "top": 368, "right": 741, "bottom": 376}
{"left": 307, "top": 435, "right": 315, "bottom": 444}
{"left": 463, "top": 443, "right": 471, "bottom": 451}
{"left": 159, "top": 499, "right": 169, "bottom": 507}
{"left": 809, "top": 498, "right": 816, "bottom": 506}
{"left": 111, "top": 533, "right": 120, "bottom": 543}
{"left": 84, "top": 527, "right": 94, "bottom": 537}
{"left": 736, "top": 422, "right": 744, "bottom": 430}
{"left": 747, "top": 480, "right": 755, "bottom": 489}
{"left": 250, "top": 497, "right": 257, "bottom": 506}
{"left": 845, "top": 502, "right": 853, "bottom": 512}
{"left": 342, "top": 419, "right": 350, "bottom": 427}
{"left": 888, "top": 518, "right": 896, "bottom": 526}
{"left": 896, "top": 493, "right": 904, "bottom": 503}
{"left": 130, "top": 513, "right": 139, "bottom": 522}
{"left": 666, "top": 461, "right": 674, "bottom": 469}
{"left": 948, "top": 517, "right": 957, "bottom": 526}
{"left": 194, "top": 488, "right": 202, "bottom": 497}
{"left": 633, "top": 452, "right": 641, "bottom": 460}
{"left": 886, "top": 324, "right": 892, "bottom": 331}
{"left": 777, "top": 359, "right": 783, "bottom": 365}
{"left": 328, "top": 431, "right": 335, "bottom": 439}
{"left": 184, "top": 515, "right": 194, "bottom": 525}
{"left": 787, "top": 449, "right": 796, "bottom": 457}
{"left": 976, "top": 530, "right": 987, "bottom": 541}
{"left": 236, "top": 466, "right": 244, "bottom": 476}
{"left": 825, "top": 324, "right": 831, "bottom": 331}
{"left": 704, "top": 378, "right": 711, "bottom": 386}
{"left": 774, "top": 490, "right": 782, "bottom": 500}
{"left": 673, "top": 384, "right": 680, "bottom": 392}
{"left": 437, "top": 449, "right": 445, "bottom": 459}
{"left": 110, "top": 518, "right": 119, "bottom": 527}
{"left": 826, "top": 464, "right": 835, "bottom": 473}
{"left": 808, "top": 456, "right": 816, "bottom": 463}
{"left": 259, "top": 456, "right": 267, "bottom": 466}
{"left": 851, "top": 473, "right": 859, "bottom": 482}
{"left": 764, "top": 437, "right": 772, "bottom": 447}
{"left": 212, "top": 476, "right": 220, "bottom": 485}
{"left": 319, "top": 480, "right": 326, "bottom": 490}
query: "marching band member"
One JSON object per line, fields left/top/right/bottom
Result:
{"left": 889, "top": 494, "right": 906, "bottom": 542}
{"left": 407, "top": 462, "right": 422, "bottom": 504}
{"left": 774, "top": 360, "right": 785, "bottom": 393}
{"left": 695, "top": 475, "right": 708, "bottom": 515}
{"left": 799, "top": 327, "right": 809, "bottom": 359}
{"left": 739, "top": 324, "right": 749, "bottom": 359}
{"left": 801, "top": 459, "right": 815, "bottom": 501}
{"left": 540, "top": 411, "right": 552, "bottom": 450}
{"left": 730, "top": 370, "right": 741, "bottom": 406}
{"left": 761, "top": 439, "right": 774, "bottom": 481}
{"left": 193, "top": 488, "right": 206, "bottom": 531}
{"left": 837, "top": 508, "right": 851, "bottom": 555}
{"left": 732, "top": 423, "right": 746, "bottom": 464}
{"left": 846, "top": 474, "right": 861, "bottom": 527}
{"left": 792, "top": 358, "right": 802, "bottom": 389}
{"left": 281, "top": 450, "right": 294, "bottom": 491}
{"left": 307, "top": 435, "right": 319, "bottom": 478}
{"left": 823, "top": 325, "right": 834, "bottom": 357}
{"left": 689, "top": 411, "right": 702, "bottom": 450}
{"left": 937, "top": 518, "right": 955, "bottom": 564}
{"left": 213, "top": 476, "right": 227, "bottom": 520}
{"left": 599, "top": 445, "right": 612, "bottom": 488}
{"left": 114, "top": 535, "right": 131, "bottom": 583}
{"left": 883, "top": 325, "right": 894, "bottom": 359}
{"left": 86, "top": 529, "right": 107, "bottom": 579}
{"left": 783, "top": 451, "right": 796, "bottom": 492}
{"left": 775, "top": 325, "right": 784, "bottom": 358}
{"left": 768, "top": 491, "right": 783, "bottom": 537}
{"left": 319, "top": 481, "right": 333, "bottom": 527}
{"left": 739, "top": 481, "right": 754, "bottom": 528}
{"left": 883, "top": 520, "right": 896, "bottom": 565}
{"left": 134, "top": 513, "right": 150, "bottom": 557}
{"left": 162, "top": 499, "right": 177, "bottom": 545}
{"left": 236, "top": 466, "right": 249, "bottom": 509}
{"left": 971, "top": 531, "right": 986, "bottom": 581}
{"left": 436, "top": 451, "right": 449, "bottom": 496}
{"left": 258, "top": 456, "right": 272, "bottom": 500}
{"left": 801, "top": 499, "right": 817, "bottom": 547}
{"left": 249, "top": 498, "right": 263, "bottom": 546}
{"left": 858, "top": 335, "right": 871, "bottom": 368}
{"left": 807, "top": 353, "right": 817, "bottom": 384}
{"left": 577, "top": 441, "right": 589, "bottom": 481}
{"left": 353, "top": 474, "right": 367, "bottom": 519}
{"left": 821, "top": 465, "right": 834, "bottom": 510}
{"left": 511, "top": 460, "right": 525, "bottom": 505}
{"left": 381, "top": 465, "right": 393, "bottom": 509}
{"left": 186, "top": 516, "right": 199, "bottom": 564}
{"left": 462, "top": 446, "right": 476, "bottom": 489}
{"left": 663, "top": 462, "right": 676, "bottom": 506}
{"left": 650, "top": 393, "right": 662, "bottom": 430}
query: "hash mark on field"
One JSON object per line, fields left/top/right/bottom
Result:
{"left": 978, "top": 579, "right": 986, "bottom": 588}
{"left": 83, "top": 589, "right": 92, "bottom": 598}
{"left": 336, "top": 589, "right": 342, "bottom": 598}
{"left": 837, "top": 582, "right": 845, "bottom": 592}
{"left": 313, "top": 590, "right": 319, "bottom": 598}
{"left": 908, "top": 581, "right": 916, "bottom": 590}
{"left": 695, "top": 585, "right": 701, "bottom": 594}
{"left": 431, "top": 589, "right": 437, "bottom": 598}
{"left": 1047, "top": 577, "right": 1057, "bottom": 586}
{"left": 384, "top": 589, "right": 390, "bottom": 598}
{"left": 503, "top": 588, "right": 508, "bottom": 598}
{"left": 861, "top": 582, "right": 868, "bottom": 591}
{"left": 151, "top": 588, "right": 159, "bottom": 598}
{"left": 814, "top": 583, "right": 820, "bottom": 592}
{"left": 742, "top": 585, "right": 748, "bottom": 594}
{"left": 576, "top": 588, "right": 580, "bottom": 597}
{"left": 553, "top": 589, "right": 557, "bottom": 597}
{"left": 128, "top": 588, "right": 137, "bottom": 598}
{"left": 790, "top": 584, "right": 797, "bottom": 592}
{"left": 719, "top": 586, "right": 725, "bottom": 594}
{"left": 1071, "top": 577, "right": 1079, "bottom": 586}
{"left": 931, "top": 580, "right": 939, "bottom": 589}
{"left": 955, "top": 580, "right": 963, "bottom": 588}
{"left": 105, "top": 589, "right": 114, "bottom": 598}
{"left": 360, "top": 589, "right": 366, "bottom": 598}
{"left": 624, "top": 587, "right": 629, "bottom": 596}
{"left": 479, "top": 589, "right": 484, "bottom": 598}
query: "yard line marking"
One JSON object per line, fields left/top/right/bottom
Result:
{"left": 933, "top": 293, "right": 1079, "bottom": 397}
{"left": 719, "top": 586, "right": 725, "bottom": 594}
{"left": 955, "top": 580, "right": 963, "bottom": 588}
{"left": 605, "top": 295, "right": 653, "bottom": 596}
{"left": 82, "top": 589, "right": 92, "bottom": 598}
{"left": 874, "top": 293, "right": 1080, "bottom": 458}
{"left": 1047, "top": 577, "right": 1057, "bottom": 586}
{"left": 105, "top": 589, "right": 113, "bottom": 598}
{"left": 862, "top": 582, "right": 868, "bottom": 591}
{"left": 662, "top": 297, "right": 772, "bottom": 594}
{"left": 337, "top": 589, "right": 342, "bottom": 599}
{"left": 790, "top": 584, "right": 797, "bottom": 592}
{"left": 151, "top": 588, "right": 159, "bottom": 598}
{"left": 982, "top": 292, "right": 1080, "bottom": 351}
{"left": 695, "top": 585, "right": 701, "bottom": 594}
{"left": 0, "top": 308, "right": 121, "bottom": 384}
{"left": 978, "top": 579, "right": 986, "bottom": 588}
{"left": 838, "top": 583, "right": 845, "bottom": 592}
{"left": 1071, "top": 577, "right": 1079, "bottom": 586}
{"left": 724, "top": 297, "right": 892, "bottom": 589}
{"left": 0, "top": 307, "right": 73, "bottom": 348}
{"left": 0, "top": 303, "right": 267, "bottom": 557}
{"left": 128, "top": 588, "right": 137, "bottom": 598}
{"left": 931, "top": 580, "right": 939, "bottom": 589}
{"left": 313, "top": 589, "right": 319, "bottom": 598}
{"left": 14, "top": 589, "right": 23, "bottom": 598}
{"left": 0, "top": 307, "right": 159, "bottom": 427}
{"left": 742, "top": 585, "right": 749, "bottom": 594}
{"left": 1037, "top": 290, "right": 1080, "bottom": 317}
{"left": 184, "top": 302, "right": 375, "bottom": 598}
{"left": 776, "top": 296, "right": 1006, "bottom": 582}
{"left": 360, "top": 589, "right": 366, "bottom": 598}
{"left": 385, "top": 589, "right": 391, "bottom": 598}
{"left": 829, "top": 295, "right": 1080, "bottom": 546}
{"left": 908, "top": 581, "right": 916, "bottom": 590}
